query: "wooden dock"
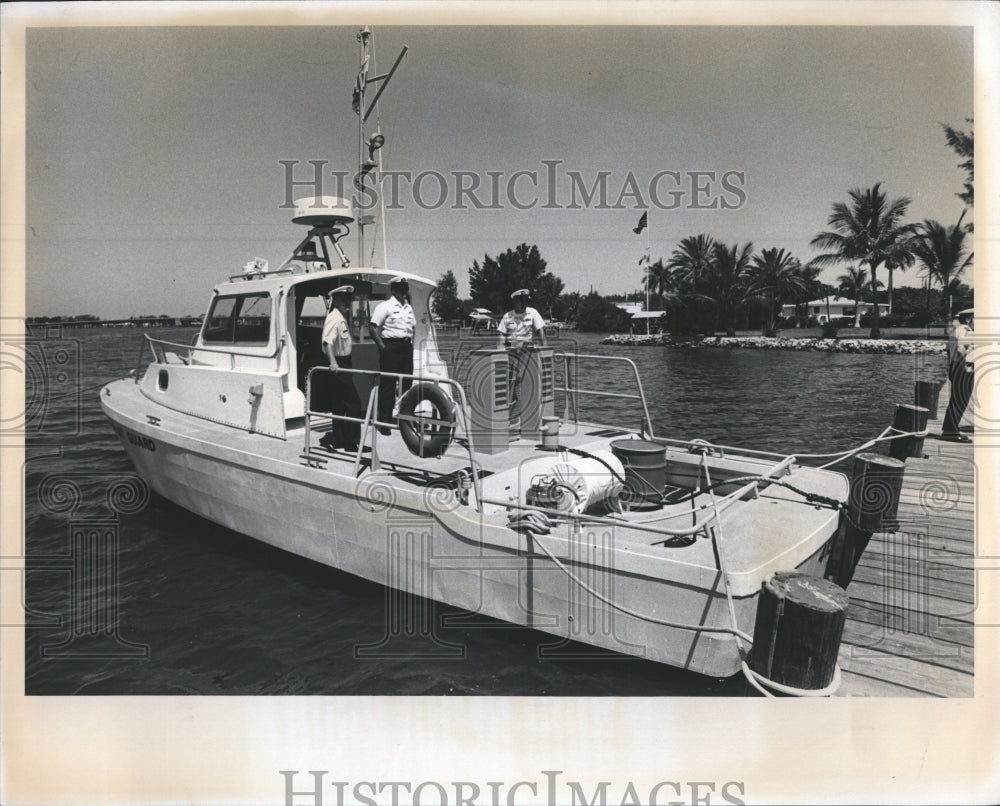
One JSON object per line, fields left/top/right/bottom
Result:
{"left": 836, "top": 389, "right": 976, "bottom": 697}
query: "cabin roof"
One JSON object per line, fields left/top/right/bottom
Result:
{"left": 214, "top": 266, "right": 436, "bottom": 296}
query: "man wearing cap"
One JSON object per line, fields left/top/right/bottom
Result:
{"left": 498, "top": 289, "right": 546, "bottom": 350}
{"left": 319, "top": 285, "right": 362, "bottom": 450}
{"left": 498, "top": 288, "right": 546, "bottom": 421}
{"left": 370, "top": 276, "right": 416, "bottom": 434}
{"left": 941, "top": 308, "right": 974, "bottom": 442}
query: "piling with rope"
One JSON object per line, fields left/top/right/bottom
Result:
{"left": 748, "top": 572, "right": 848, "bottom": 694}
{"left": 888, "top": 403, "right": 929, "bottom": 461}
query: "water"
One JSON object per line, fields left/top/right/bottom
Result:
{"left": 23, "top": 327, "right": 942, "bottom": 695}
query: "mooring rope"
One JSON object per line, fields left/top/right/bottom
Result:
{"left": 508, "top": 459, "right": 852, "bottom": 696}
{"left": 701, "top": 461, "right": 843, "bottom": 698}
{"left": 520, "top": 530, "right": 753, "bottom": 642}
{"left": 501, "top": 422, "right": 933, "bottom": 695}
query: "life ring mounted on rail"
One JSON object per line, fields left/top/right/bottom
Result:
{"left": 396, "top": 382, "right": 457, "bottom": 458}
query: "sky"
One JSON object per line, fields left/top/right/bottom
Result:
{"left": 23, "top": 20, "right": 975, "bottom": 317}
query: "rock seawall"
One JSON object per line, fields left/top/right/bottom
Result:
{"left": 601, "top": 334, "right": 946, "bottom": 354}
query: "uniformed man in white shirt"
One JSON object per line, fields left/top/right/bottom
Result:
{"left": 369, "top": 276, "right": 416, "bottom": 434}
{"left": 498, "top": 288, "right": 546, "bottom": 421}
{"left": 498, "top": 288, "right": 546, "bottom": 349}
{"left": 941, "top": 308, "right": 974, "bottom": 442}
{"left": 319, "top": 285, "right": 362, "bottom": 450}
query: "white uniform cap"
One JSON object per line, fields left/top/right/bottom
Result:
{"left": 389, "top": 276, "right": 409, "bottom": 286}
{"left": 511, "top": 288, "right": 530, "bottom": 299}
{"left": 957, "top": 308, "right": 974, "bottom": 317}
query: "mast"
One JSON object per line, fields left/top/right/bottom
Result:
{"left": 353, "top": 26, "right": 408, "bottom": 267}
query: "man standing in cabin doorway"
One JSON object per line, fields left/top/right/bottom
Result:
{"left": 320, "top": 285, "right": 363, "bottom": 451}
{"left": 498, "top": 288, "right": 546, "bottom": 423}
{"left": 370, "top": 276, "right": 415, "bottom": 435}
{"left": 941, "top": 308, "right": 974, "bottom": 442}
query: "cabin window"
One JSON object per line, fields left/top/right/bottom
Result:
{"left": 203, "top": 293, "right": 272, "bottom": 345}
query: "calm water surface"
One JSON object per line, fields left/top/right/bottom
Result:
{"left": 24, "top": 327, "right": 942, "bottom": 695}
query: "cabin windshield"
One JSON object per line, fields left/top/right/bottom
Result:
{"left": 202, "top": 292, "right": 272, "bottom": 345}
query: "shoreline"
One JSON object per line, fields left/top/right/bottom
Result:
{"left": 601, "top": 334, "right": 947, "bottom": 354}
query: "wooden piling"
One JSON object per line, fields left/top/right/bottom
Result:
{"left": 888, "top": 403, "right": 929, "bottom": 461}
{"left": 914, "top": 380, "right": 942, "bottom": 420}
{"left": 829, "top": 452, "right": 905, "bottom": 588}
{"left": 847, "top": 452, "right": 905, "bottom": 533}
{"left": 749, "top": 572, "right": 849, "bottom": 691}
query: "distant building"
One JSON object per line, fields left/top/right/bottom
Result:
{"left": 615, "top": 302, "right": 644, "bottom": 316}
{"left": 781, "top": 296, "right": 889, "bottom": 325}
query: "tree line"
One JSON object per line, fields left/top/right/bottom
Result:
{"left": 433, "top": 120, "right": 973, "bottom": 337}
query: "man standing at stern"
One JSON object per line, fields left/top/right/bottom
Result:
{"left": 498, "top": 288, "right": 546, "bottom": 421}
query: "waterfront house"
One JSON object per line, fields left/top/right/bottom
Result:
{"left": 780, "top": 296, "right": 889, "bottom": 325}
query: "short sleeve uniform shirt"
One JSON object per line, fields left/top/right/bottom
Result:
{"left": 371, "top": 297, "right": 415, "bottom": 339}
{"left": 498, "top": 306, "right": 544, "bottom": 347}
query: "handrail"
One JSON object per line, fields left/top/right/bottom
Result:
{"left": 552, "top": 352, "right": 654, "bottom": 437}
{"left": 304, "top": 365, "right": 483, "bottom": 504}
{"left": 143, "top": 332, "right": 285, "bottom": 362}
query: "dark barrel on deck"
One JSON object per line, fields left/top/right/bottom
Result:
{"left": 610, "top": 439, "right": 665, "bottom": 509}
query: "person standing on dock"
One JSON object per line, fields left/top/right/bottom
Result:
{"left": 941, "top": 308, "right": 974, "bottom": 442}
{"left": 498, "top": 288, "right": 546, "bottom": 421}
{"left": 320, "top": 285, "right": 363, "bottom": 451}
{"left": 370, "top": 276, "right": 416, "bottom": 435}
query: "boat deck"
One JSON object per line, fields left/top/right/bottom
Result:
{"left": 294, "top": 415, "right": 637, "bottom": 480}
{"left": 835, "top": 404, "right": 977, "bottom": 697}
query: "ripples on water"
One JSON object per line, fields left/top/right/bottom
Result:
{"left": 23, "top": 327, "right": 941, "bottom": 695}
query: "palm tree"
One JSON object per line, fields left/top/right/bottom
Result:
{"left": 643, "top": 258, "right": 669, "bottom": 297}
{"left": 837, "top": 266, "right": 869, "bottom": 328}
{"left": 663, "top": 234, "right": 718, "bottom": 333}
{"left": 666, "top": 234, "right": 755, "bottom": 335}
{"left": 748, "top": 248, "right": 808, "bottom": 335}
{"left": 911, "top": 212, "right": 973, "bottom": 320}
{"left": 942, "top": 119, "right": 974, "bottom": 214}
{"left": 883, "top": 251, "right": 916, "bottom": 315}
{"left": 810, "top": 183, "right": 918, "bottom": 338}
{"left": 664, "top": 235, "right": 716, "bottom": 284}
{"left": 675, "top": 241, "right": 753, "bottom": 336}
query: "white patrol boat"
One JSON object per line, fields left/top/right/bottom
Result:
{"left": 101, "top": 28, "right": 850, "bottom": 681}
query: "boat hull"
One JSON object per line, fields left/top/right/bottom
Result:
{"left": 101, "top": 380, "right": 842, "bottom": 679}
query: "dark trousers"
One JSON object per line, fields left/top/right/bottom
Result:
{"left": 941, "top": 360, "right": 973, "bottom": 436}
{"left": 507, "top": 346, "right": 532, "bottom": 422}
{"left": 378, "top": 338, "right": 413, "bottom": 424}
{"left": 314, "top": 356, "right": 362, "bottom": 446}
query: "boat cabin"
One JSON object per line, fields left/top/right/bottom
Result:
{"left": 140, "top": 198, "right": 449, "bottom": 438}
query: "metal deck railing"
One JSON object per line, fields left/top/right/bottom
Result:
{"left": 304, "top": 366, "right": 483, "bottom": 504}
{"left": 553, "top": 352, "right": 654, "bottom": 437}
{"left": 136, "top": 332, "right": 285, "bottom": 374}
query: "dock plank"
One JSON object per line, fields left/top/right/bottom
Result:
{"left": 844, "top": 598, "right": 973, "bottom": 648}
{"left": 837, "top": 645, "right": 973, "bottom": 697}
{"left": 834, "top": 434, "right": 974, "bottom": 697}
